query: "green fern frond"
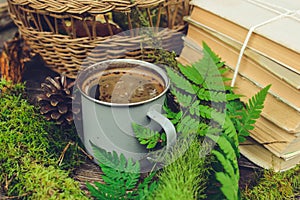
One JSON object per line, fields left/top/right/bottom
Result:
{"left": 226, "top": 92, "right": 244, "bottom": 101}
{"left": 197, "top": 88, "right": 228, "bottom": 102}
{"left": 199, "top": 105, "right": 226, "bottom": 126}
{"left": 178, "top": 49, "right": 224, "bottom": 90}
{"left": 204, "top": 126, "right": 223, "bottom": 136}
{"left": 192, "top": 48, "right": 225, "bottom": 91}
{"left": 135, "top": 172, "right": 158, "bottom": 200}
{"left": 218, "top": 67, "right": 230, "bottom": 75}
{"left": 198, "top": 104, "right": 214, "bottom": 119}
{"left": 202, "top": 41, "right": 224, "bottom": 68}
{"left": 90, "top": 144, "right": 121, "bottom": 170}
{"left": 165, "top": 42, "right": 244, "bottom": 200}
{"left": 87, "top": 181, "right": 126, "bottom": 200}
{"left": 163, "top": 103, "right": 183, "bottom": 124}
{"left": 206, "top": 114, "right": 240, "bottom": 200}
{"left": 212, "top": 149, "right": 236, "bottom": 181}
{"left": 236, "top": 84, "right": 271, "bottom": 142}
{"left": 195, "top": 88, "right": 210, "bottom": 101}
{"left": 226, "top": 99, "right": 245, "bottom": 119}
{"left": 178, "top": 62, "right": 204, "bottom": 85}
{"left": 189, "top": 100, "right": 201, "bottom": 116}
{"left": 175, "top": 46, "right": 226, "bottom": 93}
{"left": 202, "top": 42, "right": 242, "bottom": 94}
{"left": 166, "top": 67, "right": 196, "bottom": 94}
{"left": 132, "top": 123, "right": 166, "bottom": 149}
{"left": 214, "top": 171, "right": 240, "bottom": 200}
{"left": 176, "top": 115, "right": 203, "bottom": 135}
{"left": 208, "top": 129, "right": 238, "bottom": 173}
{"left": 216, "top": 135, "right": 239, "bottom": 172}
{"left": 201, "top": 76, "right": 226, "bottom": 91}
{"left": 93, "top": 148, "right": 140, "bottom": 191}
{"left": 86, "top": 182, "right": 115, "bottom": 200}
{"left": 87, "top": 144, "right": 158, "bottom": 200}
{"left": 170, "top": 88, "right": 193, "bottom": 107}
{"left": 91, "top": 142, "right": 139, "bottom": 172}
{"left": 192, "top": 62, "right": 225, "bottom": 91}
{"left": 208, "top": 134, "right": 240, "bottom": 200}
{"left": 222, "top": 115, "right": 239, "bottom": 149}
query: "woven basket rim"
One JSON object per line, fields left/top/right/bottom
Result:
{"left": 7, "top": 0, "right": 166, "bottom": 15}
{"left": 18, "top": 25, "right": 183, "bottom": 51}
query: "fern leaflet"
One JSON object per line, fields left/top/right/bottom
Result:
{"left": 170, "top": 88, "right": 193, "bottom": 107}
{"left": 176, "top": 115, "right": 204, "bottom": 135}
{"left": 226, "top": 92, "right": 243, "bottom": 101}
{"left": 132, "top": 123, "right": 166, "bottom": 149}
{"left": 178, "top": 62, "right": 204, "bottom": 85}
{"left": 87, "top": 143, "right": 157, "bottom": 200}
{"left": 236, "top": 85, "right": 271, "bottom": 142}
{"left": 196, "top": 87, "right": 227, "bottom": 102}
{"left": 202, "top": 41, "right": 224, "bottom": 68}
{"left": 166, "top": 67, "right": 196, "bottom": 94}
{"left": 189, "top": 100, "right": 201, "bottom": 116}
{"left": 214, "top": 171, "right": 240, "bottom": 200}
{"left": 200, "top": 105, "right": 226, "bottom": 126}
{"left": 192, "top": 53, "right": 224, "bottom": 91}
{"left": 208, "top": 136, "right": 240, "bottom": 199}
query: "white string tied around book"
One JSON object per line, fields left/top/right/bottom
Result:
{"left": 230, "top": 1, "right": 300, "bottom": 87}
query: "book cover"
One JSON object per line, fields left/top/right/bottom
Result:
{"left": 185, "top": 16, "right": 300, "bottom": 90}
{"left": 184, "top": 23, "right": 300, "bottom": 112}
{"left": 190, "top": 0, "right": 300, "bottom": 74}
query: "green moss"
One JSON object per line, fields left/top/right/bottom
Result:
{"left": 242, "top": 165, "right": 300, "bottom": 200}
{"left": 150, "top": 139, "right": 211, "bottom": 200}
{"left": 0, "top": 79, "right": 87, "bottom": 199}
{"left": 23, "top": 163, "right": 89, "bottom": 200}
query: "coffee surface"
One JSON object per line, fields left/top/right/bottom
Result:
{"left": 96, "top": 69, "right": 165, "bottom": 103}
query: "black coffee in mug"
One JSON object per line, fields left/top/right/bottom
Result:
{"left": 94, "top": 67, "right": 165, "bottom": 104}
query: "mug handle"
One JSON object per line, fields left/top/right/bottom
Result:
{"left": 146, "top": 107, "right": 177, "bottom": 150}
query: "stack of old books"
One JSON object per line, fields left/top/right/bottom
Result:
{"left": 177, "top": 0, "right": 300, "bottom": 171}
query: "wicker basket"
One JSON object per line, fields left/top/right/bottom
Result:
{"left": 7, "top": 0, "right": 191, "bottom": 78}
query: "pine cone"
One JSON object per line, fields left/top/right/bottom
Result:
{"left": 37, "top": 75, "right": 79, "bottom": 125}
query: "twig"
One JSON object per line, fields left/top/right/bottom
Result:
{"left": 58, "top": 141, "right": 94, "bottom": 166}
{"left": 1, "top": 192, "right": 30, "bottom": 199}
{"left": 58, "top": 141, "right": 73, "bottom": 166}
{"left": 78, "top": 146, "right": 93, "bottom": 160}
